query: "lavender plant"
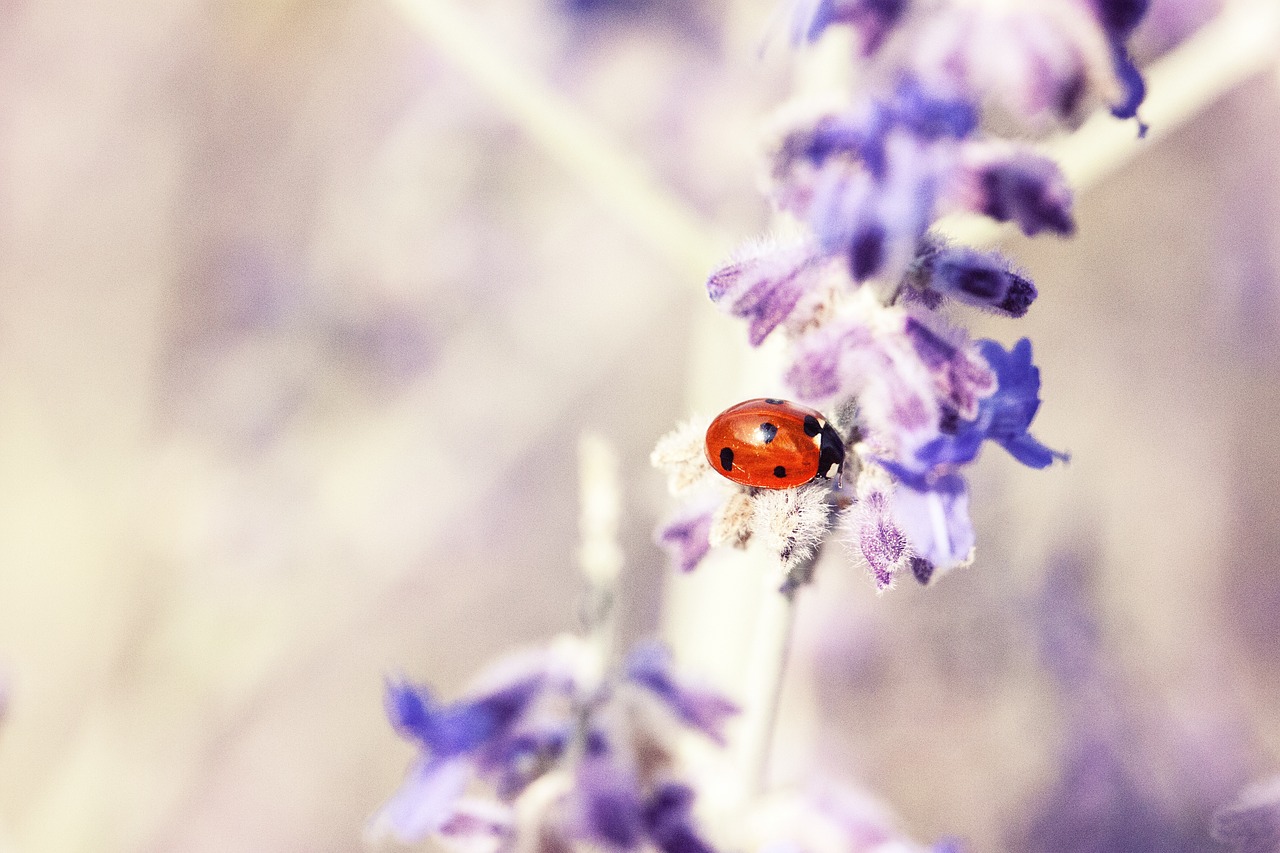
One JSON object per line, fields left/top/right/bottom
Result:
{"left": 656, "top": 0, "right": 1152, "bottom": 589}
{"left": 372, "top": 0, "right": 1165, "bottom": 850}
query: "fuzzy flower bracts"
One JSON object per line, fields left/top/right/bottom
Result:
{"left": 659, "top": 0, "right": 1152, "bottom": 590}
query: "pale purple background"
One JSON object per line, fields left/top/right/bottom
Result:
{"left": 0, "top": 1, "right": 1274, "bottom": 851}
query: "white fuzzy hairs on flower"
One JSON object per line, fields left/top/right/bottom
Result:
{"left": 651, "top": 417, "right": 714, "bottom": 495}
{"left": 752, "top": 481, "right": 835, "bottom": 572}
{"left": 711, "top": 490, "right": 755, "bottom": 549}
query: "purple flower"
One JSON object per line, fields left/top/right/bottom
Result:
{"left": 575, "top": 761, "right": 718, "bottom": 853}
{"left": 790, "top": 0, "right": 911, "bottom": 55}
{"left": 372, "top": 649, "right": 582, "bottom": 843}
{"left": 785, "top": 314, "right": 879, "bottom": 404}
{"left": 577, "top": 755, "right": 647, "bottom": 849}
{"left": 768, "top": 83, "right": 973, "bottom": 283}
{"left": 847, "top": 483, "right": 913, "bottom": 589}
{"left": 386, "top": 676, "right": 545, "bottom": 759}
{"left": 909, "top": 5, "right": 1117, "bottom": 128}
{"left": 906, "top": 241, "right": 1038, "bottom": 318}
{"left": 625, "top": 642, "right": 738, "bottom": 744}
{"left": 707, "top": 242, "right": 834, "bottom": 346}
{"left": 1082, "top": 0, "right": 1151, "bottom": 129}
{"left": 946, "top": 144, "right": 1075, "bottom": 237}
{"left": 901, "top": 314, "right": 996, "bottom": 420}
{"left": 371, "top": 757, "right": 475, "bottom": 842}
{"left": 887, "top": 471, "right": 974, "bottom": 571}
{"left": 656, "top": 508, "right": 715, "bottom": 574}
{"left": 887, "top": 77, "right": 978, "bottom": 143}
{"left": 914, "top": 337, "right": 1067, "bottom": 472}
{"left": 643, "top": 784, "right": 717, "bottom": 853}
{"left": 1213, "top": 777, "right": 1280, "bottom": 853}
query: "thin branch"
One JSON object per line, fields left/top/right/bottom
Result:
{"left": 388, "top": 0, "right": 731, "bottom": 277}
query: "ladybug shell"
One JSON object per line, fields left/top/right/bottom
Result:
{"left": 705, "top": 398, "right": 844, "bottom": 490}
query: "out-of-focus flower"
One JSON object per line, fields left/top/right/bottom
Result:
{"left": 370, "top": 638, "right": 735, "bottom": 850}
{"left": 1080, "top": 0, "right": 1151, "bottom": 127}
{"left": 903, "top": 240, "right": 1038, "bottom": 317}
{"left": 657, "top": 507, "right": 716, "bottom": 574}
{"left": 624, "top": 642, "right": 739, "bottom": 744}
{"left": 789, "top": 0, "right": 912, "bottom": 55}
{"left": 908, "top": 1, "right": 1121, "bottom": 129}
{"left": 767, "top": 81, "right": 974, "bottom": 285}
{"left": 1213, "top": 777, "right": 1280, "bottom": 853}
{"left": 744, "top": 783, "right": 961, "bottom": 853}
{"left": 942, "top": 143, "right": 1075, "bottom": 237}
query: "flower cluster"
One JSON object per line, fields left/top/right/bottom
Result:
{"left": 656, "top": 0, "right": 1150, "bottom": 589}
{"left": 368, "top": 636, "right": 736, "bottom": 853}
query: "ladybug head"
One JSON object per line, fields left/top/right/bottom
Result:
{"left": 817, "top": 422, "right": 845, "bottom": 480}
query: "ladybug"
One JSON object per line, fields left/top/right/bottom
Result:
{"left": 705, "top": 398, "right": 845, "bottom": 490}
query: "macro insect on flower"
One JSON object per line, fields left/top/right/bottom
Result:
{"left": 705, "top": 398, "right": 846, "bottom": 490}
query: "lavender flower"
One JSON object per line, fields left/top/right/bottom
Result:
{"left": 625, "top": 641, "right": 739, "bottom": 744}
{"left": 908, "top": 3, "right": 1121, "bottom": 129}
{"left": 943, "top": 143, "right": 1076, "bottom": 237}
{"left": 842, "top": 466, "right": 915, "bottom": 589}
{"left": 790, "top": 0, "right": 911, "bottom": 55}
{"left": 370, "top": 643, "right": 583, "bottom": 843}
{"left": 768, "top": 81, "right": 973, "bottom": 285}
{"left": 371, "top": 638, "right": 735, "bottom": 850}
{"left": 707, "top": 241, "right": 836, "bottom": 346}
{"left": 904, "top": 240, "right": 1038, "bottom": 317}
{"left": 912, "top": 337, "right": 1068, "bottom": 473}
{"left": 745, "top": 783, "right": 960, "bottom": 853}
{"left": 656, "top": 506, "right": 716, "bottom": 574}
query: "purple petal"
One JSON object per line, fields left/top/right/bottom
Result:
{"left": 902, "top": 316, "right": 996, "bottom": 419}
{"left": 912, "top": 243, "right": 1039, "bottom": 317}
{"left": 785, "top": 317, "right": 877, "bottom": 404}
{"left": 792, "top": 0, "right": 911, "bottom": 54}
{"left": 851, "top": 488, "right": 912, "bottom": 589}
{"left": 656, "top": 509, "right": 715, "bottom": 574}
{"left": 577, "top": 758, "right": 645, "bottom": 849}
{"left": 911, "top": 337, "right": 1066, "bottom": 472}
{"left": 707, "top": 245, "right": 822, "bottom": 346}
{"left": 624, "top": 643, "right": 738, "bottom": 743}
{"left": 643, "top": 784, "right": 717, "bottom": 853}
{"left": 978, "top": 155, "right": 1075, "bottom": 237}
{"left": 368, "top": 757, "right": 472, "bottom": 843}
{"left": 890, "top": 478, "right": 975, "bottom": 570}
{"left": 385, "top": 675, "right": 545, "bottom": 758}
{"left": 480, "top": 725, "right": 572, "bottom": 799}
{"left": 888, "top": 77, "right": 978, "bottom": 141}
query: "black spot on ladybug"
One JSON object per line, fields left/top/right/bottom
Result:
{"left": 803, "top": 415, "right": 821, "bottom": 437}
{"left": 773, "top": 466, "right": 787, "bottom": 478}
{"left": 764, "top": 398, "right": 783, "bottom": 405}
{"left": 719, "top": 447, "right": 734, "bottom": 472}
{"left": 759, "top": 422, "right": 778, "bottom": 444}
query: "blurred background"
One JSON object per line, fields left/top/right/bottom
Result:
{"left": 0, "top": 0, "right": 1276, "bottom": 851}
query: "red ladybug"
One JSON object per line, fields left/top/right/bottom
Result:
{"left": 705, "top": 398, "right": 845, "bottom": 490}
